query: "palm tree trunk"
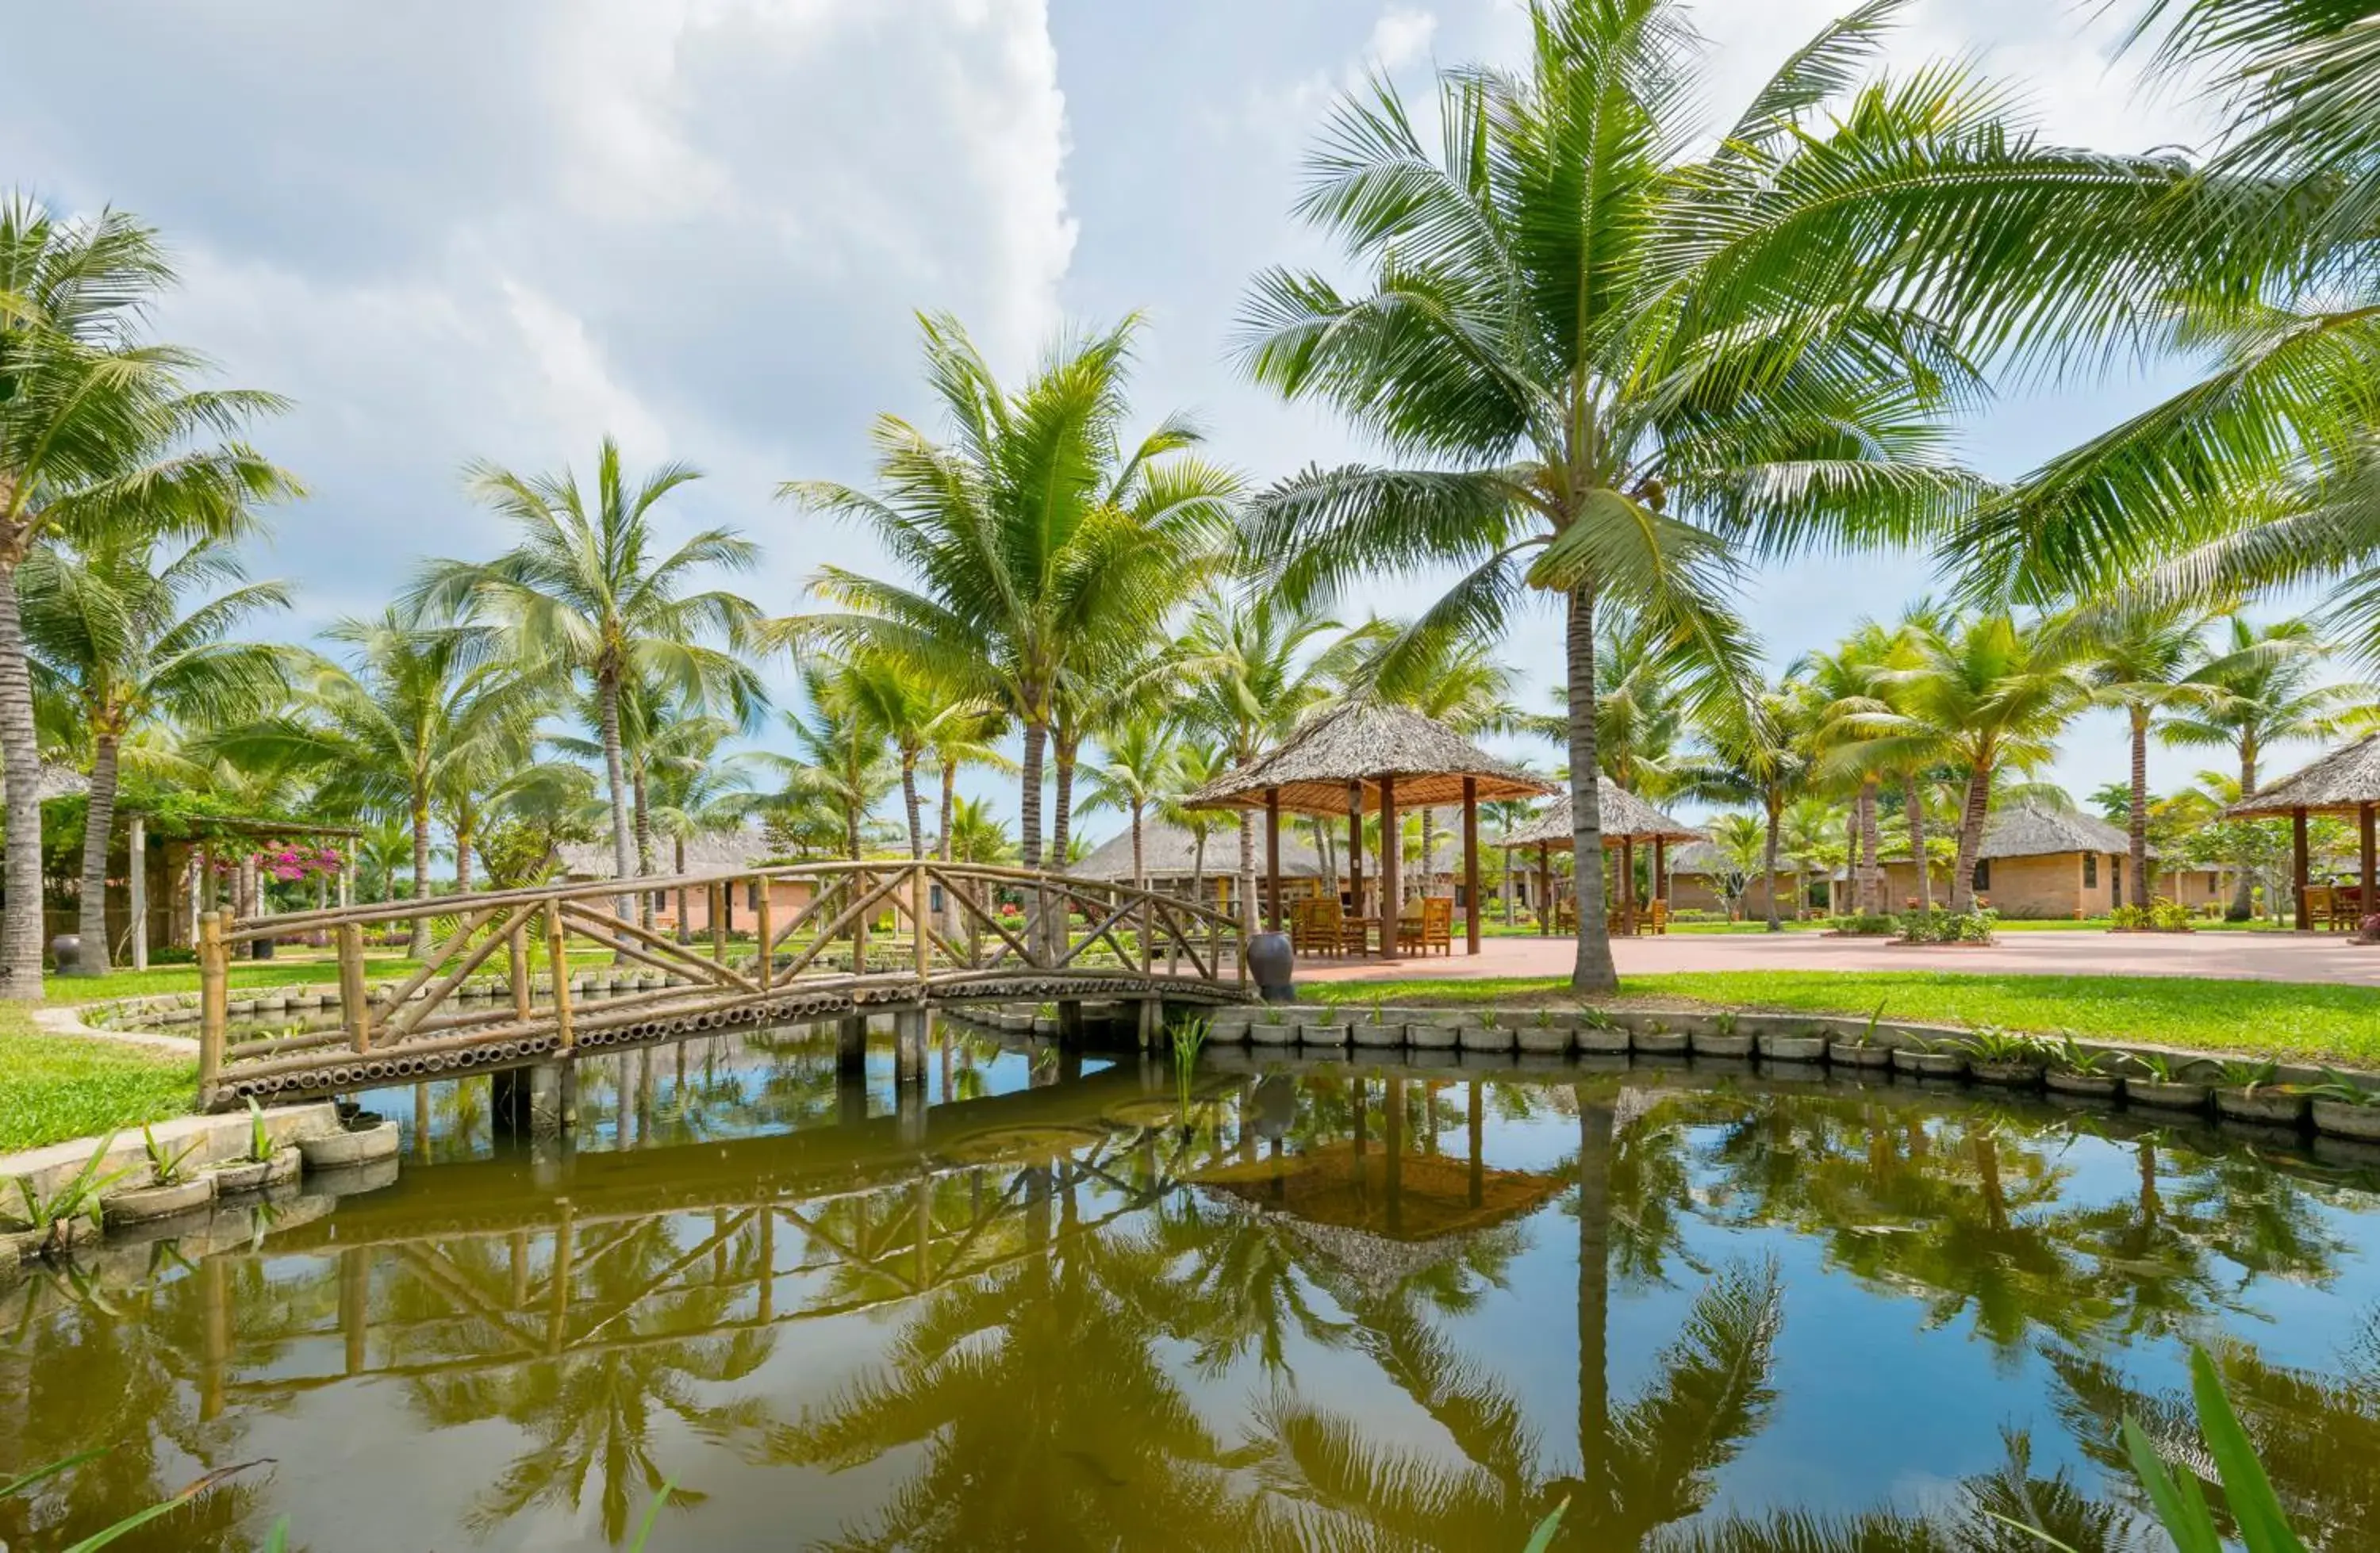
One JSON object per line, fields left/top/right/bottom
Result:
{"left": 67, "top": 730, "right": 123, "bottom": 974}
{"left": 674, "top": 838, "right": 689, "bottom": 943}
{"left": 938, "top": 757, "right": 959, "bottom": 941}
{"left": 1565, "top": 585, "right": 1615, "bottom": 992}
{"left": 1420, "top": 809, "right": 1438, "bottom": 899}
{"left": 1130, "top": 800, "right": 1145, "bottom": 892}
{"left": 1503, "top": 842, "right": 1515, "bottom": 923}
{"left": 1905, "top": 771, "right": 1932, "bottom": 914}
{"left": 454, "top": 801, "right": 475, "bottom": 896}
{"left": 1236, "top": 811, "right": 1257, "bottom": 934}
{"left": 1948, "top": 765, "right": 1991, "bottom": 912}
{"left": 1761, "top": 801, "right": 1783, "bottom": 934}
{"left": 597, "top": 670, "right": 636, "bottom": 927}
{"left": 1019, "top": 716, "right": 1046, "bottom": 869}
{"left": 2128, "top": 707, "right": 2152, "bottom": 907}
{"left": 0, "top": 557, "right": 47, "bottom": 1000}
{"left": 901, "top": 755, "right": 924, "bottom": 861}
{"left": 632, "top": 764, "right": 654, "bottom": 931}
{"left": 2230, "top": 743, "right": 2259, "bottom": 919}
{"left": 1052, "top": 730, "right": 1077, "bottom": 871}
{"left": 1857, "top": 779, "right": 1883, "bottom": 915}
{"left": 1576, "top": 1092, "right": 1613, "bottom": 1501}
{"left": 405, "top": 800, "right": 435, "bottom": 958}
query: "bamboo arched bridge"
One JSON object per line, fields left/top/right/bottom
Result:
{"left": 196, "top": 861, "right": 1253, "bottom": 1112}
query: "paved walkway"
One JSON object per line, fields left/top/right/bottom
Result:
{"left": 1299, "top": 929, "right": 2380, "bottom": 987}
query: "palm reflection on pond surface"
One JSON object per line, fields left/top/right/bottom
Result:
{"left": 5, "top": 1026, "right": 2380, "bottom": 1551}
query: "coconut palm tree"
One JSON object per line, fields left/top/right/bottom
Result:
{"left": 760, "top": 663, "right": 900, "bottom": 863}
{"left": 1159, "top": 737, "right": 1234, "bottom": 903}
{"left": 1079, "top": 717, "right": 1180, "bottom": 891}
{"left": 1796, "top": 621, "right": 1910, "bottom": 915}
{"left": 831, "top": 647, "right": 998, "bottom": 862}
{"left": 0, "top": 194, "right": 296, "bottom": 996}
{"left": 2075, "top": 604, "right": 2217, "bottom": 907}
{"left": 419, "top": 436, "right": 767, "bottom": 925}
{"left": 19, "top": 531, "right": 291, "bottom": 971}
{"left": 211, "top": 608, "right": 528, "bottom": 957}
{"left": 1233, "top": 1, "right": 2175, "bottom": 987}
{"left": 784, "top": 313, "right": 1237, "bottom": 872}
{"left": 1177, "top": 590, "right": 1345, "bottom": 929}
{"left": 641, "top": 715, "right": 756, "bottom": 939}
{"left": 1677, "top": 682, "right": 1817, "bottom": 931}
{"left": 943, "top": 795, "right": 1012, "bottom": 866}
{"left": 2163, "top": 615, "right": 2359, "bottom": 916}
{"left": 1840, "top": 615, "right": 2089, "bottom": 911}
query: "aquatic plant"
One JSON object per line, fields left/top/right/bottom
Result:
{"left": 1531, "top": 1007, "right": 1558, "bottom": 1029}
{"left": 1711, "top": 1010, "right": 1739, "bottom": 1039}
{"left": 247, "top": 1098, "right": 272, "bottom": 1164}
{"left": 2308, "top": 1068, "right": 2380, "bottom": 1106}
{"left": 1849, "top": 999, "right": 1890, "bottom": 1047}
{"left": 2129, "top": 1051, "right": 2206, "bottom": 1085}
{"left": 1960, "top": 1026, "right": 2050, "bottom": 1066}
{"left": 2049, "top": 1034, "right": 2116, "bottom": 1076}
{"left": 2216, "top": 1059, "right": 2282, "bottom": 1094}
{"left": 140, "top": 1125, "right": 202, "bottom": 1187}
{"left": 1479, "top": 1007, "right": 1503, "bottom": 1030}
{"left": 1577, "top": 1005, "right": 1620, "bottom": 1032}
{"left": 1169, "top": 1016, "right": 1210, "bottom": 1113}
{"left": 13, "top": 1133, "right": 136, "bottom": 1254}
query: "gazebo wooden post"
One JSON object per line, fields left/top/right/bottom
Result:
{"left": 1620, "top": 835, "right": 1637, "bottom": 935}
{"left": 1379, "top": 773, "right": 1400, "bottom": 959}
{"left": 2293, "top": 807, "right": 2312, "bottom": 930}
{"left": 128, "top": 812, "right": 148, "bottom": 972}
{"left": 1537, "top": 843, "right": 1552, "bottom": 938}
{"left": 2362, "top": 803, "right": 2376, "bottom": 927}
{"left": 1461, "top": 777, "right": 1481, "bottom": 956}
{"left": 1265, "top": 788, "right": 1283, "bottom": 934}
{"left": 1653, "top": 835, "right": 1668, "bottom": 929}
{"left": 1345, "top": 780, "right": 1365, "bottom": 928}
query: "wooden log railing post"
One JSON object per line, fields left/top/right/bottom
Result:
{"left": 338, "top": 922, "right": 370, "bottom": 1052}
{"left": 547, "top": 907, "right": 576, "bottom": 1053}
{"left": 854, "top": 866, "right": 873, "bottom": 972}
{"left": 913, "top": 863, "right": 931, "bottom": 984}
{"left": 129, "top": 811, "right": 149, "bottom": 972}
{"left": 756, "top": 886, "right": 774, "bottom": 991}
{"left": 711, "top": 884, "right": 728, "bottom": 965}
{"left": 509, "top": 917, "right": 532, "bottom": 1026}
{"left": 198, "top": 910, "right": 228, "bottom": 1096}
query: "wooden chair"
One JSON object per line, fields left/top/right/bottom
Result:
{"left": 1399, "top": 896, "right": 1453, "bottom": 956}
{"left": 1648, "top": 899, "right": 1669, "bottom": 935}
{"left": 2305, "top": 884, "right": 2337, "bottom": 930}
{"left": 1295, "top": 897, "right": 1341, "bottom": 957}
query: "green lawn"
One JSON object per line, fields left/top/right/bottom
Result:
{"left": 0, "top": 1003, "right": 198, "bottom": 1156}
{"left": 1306, "top": 969, "right": 2380, "bottom": 1065}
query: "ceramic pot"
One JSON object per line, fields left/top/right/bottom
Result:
{"left": 1691, "top": 1030, "right": 1754, "bottom": 1058}
{"left": 1758, "top": 1033, "right": 1829, "bottom": 1062}
{"left": 1247, "top": 1021, "right": 1296, "bottom": 1048}
{"left": 1349, "top": 1018, "right": 1403, "bottom": 1049}
{"left": 1893, "top": 1048, "right": 1967, "bottom": 1077}
{"left": 298, "top": 1119, "right": 401, "bottom": 1169}
{"left": 1577, "top": 1025, "right": 1633, "bottom": 1055}
{"left": 1515, "top": 1022, "right": 1574, "bottom": 1054}
{"left": 1829, "top": 1042, "right": 1892, "bottom": 1069}
{"left": 1969, "top": 1061, "right": 2044, "bottom": 1088}
{"left": 209, "top": 1158, "right": 274, "bottom": 1194}
{"left": 1633, "top": 1029, "right": 1689, "bottom": 1056}
{"left": 2044, "top": 1071, "right": 2121, "bottom": 1100}
{"left": 1407, "top": 1021, "right": 1460, "bottom": 1051}
{"left": 1297, "top": 1019, "right": 1350, "bottom": 1048}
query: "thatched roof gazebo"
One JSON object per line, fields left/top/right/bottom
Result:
{"left": 2225, "top": 733, "right": 2380, "bottom": 930}
{"left": 1184, "top": 700, "right": 1554, "bottom": 955}
{"left": 1503, "top": 780, "right": 1699, "bottom": 936}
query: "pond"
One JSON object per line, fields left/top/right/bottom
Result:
{"left": 4, "top": 1029, "right": 2378, "bottom": 1550}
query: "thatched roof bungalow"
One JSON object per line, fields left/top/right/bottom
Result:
{"left": 2225, "top": 732, "right": 2380, "bottom": 929}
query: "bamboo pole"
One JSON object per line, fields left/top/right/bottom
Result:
{"left": 547, "top": 908, "right": 577, "bottom": 1053}
{"left": 338, "top": 922, "right": 370, "bottom": 1051}
{"left": 198, "top": 911, "right": 228, "bottom": 1095}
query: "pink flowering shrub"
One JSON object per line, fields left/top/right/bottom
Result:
{"left": 254, "top": 845, "right": 346, "bottom": 882}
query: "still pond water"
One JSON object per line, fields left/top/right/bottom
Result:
{"left": 6, "top": 1026, "right": 2380, "bottom": 1551}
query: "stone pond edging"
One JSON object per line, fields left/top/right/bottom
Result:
{"left": 0, "top": 1101, "right": 401, "bottom": 1278}
{"left": 1200, "top": 1003, "right": 2380, "bottom": 1144}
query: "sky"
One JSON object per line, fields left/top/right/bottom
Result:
{"left": 2, "top": 0, "right": 2314, "bottom": 846}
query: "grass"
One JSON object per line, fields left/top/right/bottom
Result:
{"left": 0, "top": 1002, "right": 198, "bottom": 1156}
{"left": 1305, "top": 969, "right": 2380, "bottom": 1065}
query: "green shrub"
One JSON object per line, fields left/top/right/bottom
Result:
{"left": 1897, "top": 907, "right": 1997, "bottom": 945}
{"left": 1829, "top": 914, "right": 1897, "bottom": 936}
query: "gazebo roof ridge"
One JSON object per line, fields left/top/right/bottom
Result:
{"left": 1183, "top": 698, "right": 1554, "bottom": 815}
{"left": 1505, "top": 780, "right": 1699, "bottom": 849}
{"left": 2225, "top": 733, "right": 2380, "bottom": 819}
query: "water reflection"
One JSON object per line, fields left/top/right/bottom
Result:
{"left": 6, "top": 1032, "right": 2380, "bottom": 1550}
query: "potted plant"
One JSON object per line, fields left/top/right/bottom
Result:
{"left": 1691, "top": 1010, "right": 1753, "bottom": 1059}
{"left": 10, "top": 1136, "right": 141, "bottom": 1262}
{"left": 2044, "top": 1035, "right": 2124, "bottom": 1101}
{"left": 1461, "top": 1007, "right": 1517, "bottom": 1053}
{"left": 1576, "top": 1006, "right": 1631, "bottom": 1055}
{"left": 1407, "top": 1008, "right": 1461, "bottom": 1051}
{"left": 298, "top": 1110, "right": 402, "bottom": 1169}
{"left": 2212, "top": 1060, "right": 2310, "bottom": 1127}
{"left": 1352, "top": 999, "right": 1402, "bottom": 1050}
{"left": 2308, "top": 1070, "right": 2380, "bottom": 1141}
{"left": 1960, "top": 1026, "right": 2050, "bottom": 1088}
{"left": 2124, "top": 1052, "right": 2214, "bottom": 1113}
{"left": 1756, "top": 1022, "right": 1830, "bottom": 1064}
{"left": 1632, "top": 1016, "right": 1688, "bottom": 1057}
{"left": 210, "top": 1099, "right": 301, "bottom": 1194}
{"left": 1827, "top": 1002, "right": 1896, "bottom": 1069}
{"left": 103, "top": 1127, "right": 216, "bottom": 1226}
{"left": 1249, "top": 1008, "right": 1297, "bottom": 1047}
{"left": 1298, "top": 1005, "right": 1351, "bottom": 1048}
{"left": 1517, "top": 1005, "right": 1574, "bottom": 1055}
{"left": 1891, "top": 1037, "right": 1969, "bottom": 1079}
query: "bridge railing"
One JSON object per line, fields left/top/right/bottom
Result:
{"left": 199, "top": 861, "right": 1249, "bottom": 1096}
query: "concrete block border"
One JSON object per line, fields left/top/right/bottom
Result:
{"left": 1193, "top": 1002, "right": 2380, "bottom": 1143}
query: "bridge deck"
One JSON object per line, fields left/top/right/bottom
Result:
{"left": 201, "top": 861, "right": 1251, "bottom": 1107}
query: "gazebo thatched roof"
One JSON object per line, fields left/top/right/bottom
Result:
{"left": 2226, "top": 734, "right": 2380, "bottom": 819}
{"left": 1184, "top": 700, "right": 1553, "bottom": 816}
{"left": 1073, "top": 818, "right": 1338, "bottom": 881}
{"left": 1505, "top": 780, "right": 1699, "bottom": 849}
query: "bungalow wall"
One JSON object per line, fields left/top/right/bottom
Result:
{"left": 651, "top": 876, "right": 816, "bottom": 936}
